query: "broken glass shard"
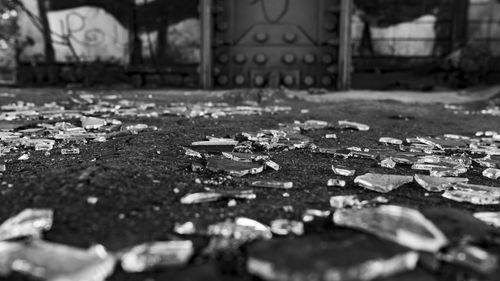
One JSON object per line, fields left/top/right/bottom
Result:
{"left": 80, "top": 116, "right": 106, "bottom": 130}
{"left": 264, "top": 160, "right": 280, "bottom": 171}
{"left": 338, "top": 120, "right": 370, "bottom": 131}
{"left": 444, "top": 134, "right": 470, "bottom": 140}
{"left": 61, "top": 148, "right": 80, "bottom": 155}
{"left": 416, "top": 137, "right": 468, "bottom": 150}
{"left": 18, "top": 154, "right": 29, "bottom": 160}
{"left": 332, "top": 165, "right": 355, "bottom": 176}
{"left": 380, "top": 158, "right": 396, "bottom": 169}
{"left": 0, "top": 164, "right": 5, "bottom": 172}
{"left": 250, "top": 180, "right": 293, "bottom": 189}
{"left": 354, "top": 173, "right": 413, "bottom": 193}
{"left": 294, "top": 120, "right": 329, "bottom": 130}
{"left": 120, "top": 240, "right": 194, "bottom": 272}
{"left": 439, "top": 244, "right": 498, "bottom": 275}
{"left": 473, "top": 155, "right": 500, "bottom": 168}
{"left": 330, "top": 195, "right": 361, "bottom": 209}
{"left": 442, "top": 183, "right": 500, "bottom": 205}
{"left": 270, "top": 219, "right": 304, "bottom": 236}
{"left": 414, "top": 174, "right": 468, "bottom": 192}
{"left": 473, "top": 212, "right": 500, "bottom": 229}
{"left": 247, "top": 235, "right": 418, "bottom": 281}
{"left": 379, "top": 137, "right": 403, "bottom": 145}
{"left": 442, "top": 190, "right": 500, "bottom": 205}
{"left": 330, "top": 195, "right": 389, "bottom": 209}
{"left": 482, "top": 168, "right": 500, "bottom": 180}
{"left": 333, "top": 205, "right": 448, "bottom": 252}
{"left": 327, "top": 178, "right": 346, "bottom": 187}
{"left": 0, "top": 240, "right": 115, "bottom": 281}
{"left": 182, "top": 147, "right": 203, "bottom": 158}
{"left": 0, "top": 209, "right": 53, "bottom": 241}
{"left": 206, "top": 157, "right": 264, "bottom": 177}
{"left": 221, "top": 152, "right": 269, "bottom": 162}
{"left": 302, "top": 209, "right": 331, "bottom": 222}
{"left": 191, "top": 140, "right": 238, "bottom": 153}
{"left": 180, "top": 190, "right": 256, "bottom": 204}
{"left": 325, "top": 134, "right": 337, "bottom": 139}
{"left": 207, "top": 217, "right": 272, "bottom": 241}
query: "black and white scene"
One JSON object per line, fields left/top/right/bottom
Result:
{"left": 1, "top": 0, "right": 500, "bottom": 280}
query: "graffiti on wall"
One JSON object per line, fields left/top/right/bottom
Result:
{"left": 15, "top": 0, "right": 199, "bottom": 64}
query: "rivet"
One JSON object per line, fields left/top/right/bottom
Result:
{"left": 234, "top": 75, "right": 245, "bottom": 85}
{"left": 217, "top": 75, "right": 229, "bottom": 85}
{"left": 283, "top": 53, "right": 296, "bottom": 65}
{"left": 283, "top": 32, "right": 297, "bottom": 43}
{"left": 303, "top": 54, "right": 315, "bottom": 64}
{"left": 254, "top": 53, "right": 267, "bottom": 65}
{"left": 254, "top": 75, "right": 265, "bottom": 87}
{"left": 255, "top": 32, "right": 268, "bottom": 43}
{"left": 303, "top": 76, "right": 315, "bottom": 86}
{"left": 234, "top": 53, "right": 246, "bottom": 64}
{"left": 283, "top": 75, "right": 294, "bottom": 86}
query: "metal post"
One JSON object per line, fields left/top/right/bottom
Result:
{"left": 200, "top": 0, "right": 213, "bottom": 89}
{"left": 338, "top": 0, "right": 352, "bottom": 90}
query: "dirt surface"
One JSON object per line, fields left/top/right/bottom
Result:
{"left": 1, "top": 87, "right": 500, "bottom": 281}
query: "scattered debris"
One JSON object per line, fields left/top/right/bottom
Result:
{"left": 251, "top": 180, "right": 293, "bottom": 189}
{"left": 206, "top": 157, "right": 265, "bottom": 177}
{"left": 327, "top": 178, "right": 346, "bottom": 187}
{"left": 442, "top": 183, "right": 500, "bottom": 205}
{"left": 473, "top": 212, "right": 500, "bottom": 229}
{"left": 0, "top": 240, "right": 116, "bottom": 281}
{"left": 331, "top": 165, "right": 356, "bottom": 176}
{"left": 247, "top": 235, "right": 419, "bottom": 281}
{"left": 338, "top": 120, "right": 370, "bottom": 131}
{"left": 379, "top": 137, "right": 403, "bottom": 145}
{"left": 380, "top": 158, "right": 396, "bottom": 169}
{"left": 270, "top": 219, "right": 304, "bottom": 236}
{"left": 482, "top": 168, "right": 500, "bottom": 180}
{"left": 120, "top": 241, "right": 194, "bottom": 272}
{"left": 354, "top": 173, "right": 413, "bottom": 193}
{"left": 180, "top": 190, "right": 256, "bottom": 204}
{"left": 438, "top": 244, "right": 498, "bottom": 275}
{"left": 333, "top": 205, "right": 448, "bottom": 252}
{"left": 414, "top": 174, "right": 468, "bottom": 192}
{"left": 0, "top": 209, "right": 53, "bottom": 241}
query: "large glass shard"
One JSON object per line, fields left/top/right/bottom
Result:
{"left": 439, "top": 244, "right": 498, "bottom": 275}
{"left": 333, "top": 205, "right": 448, "bottom": 252}
{"left": 293, "top": 120, "right": 329, "bottom": 130}
{"left": 482, "top": 168, "right": 500, "bottom": 180}
{"left": 191, "top": 140, "right": 238, "bottom": 153}
{"left": 206, "top": 157, "right": 264, "bottom": 177}
{"left": 0, "top": 240, "right": 115, "bottom": 281}
{"left": 120, "top": 241, "right": 194, "bottom": 272}
{"left": 270, "top": 219, "right": 304, "bottom": 236}
{"left": 251, "top": 180, "right": 293, "bottom": 189}
{"left": 379, "top": 137, "right": 403, "bottom": 145}
{"left": 80, "top": 116, "right": 106, "bottom": 130}
{"left": 473, "top": 212, "right": 500, "bottom": 229}
{"left": 414, "top": 174, "right": 468, "bottom": 192}
{"left": 180, "top": 190, "right": 256, "bottom": 204}
{"left": 442, "top": 183, "right": 500, "bottom": 205}
{"left": 354, "top": 173, "right": 413, "bottom": 193}
{"left": 332, "top": 165, "right": 356, "bottom": 176}
{"left": 0, "top": 209, "right": 53, "bottom": 241}
{"left": 416, "top": 137, "right": 469, "bottom": 150}
{"left": 247, "top": 235, "right": 418, "bottom": 281}
{"left": 338, "top": 120, "right": 370, "bottom": 131}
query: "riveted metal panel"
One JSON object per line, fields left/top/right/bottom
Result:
{"left": 212, "top": 0, "right": 344, "bottom": 89}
